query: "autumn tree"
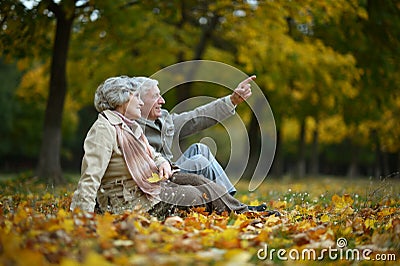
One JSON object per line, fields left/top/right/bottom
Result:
{"left": 225, "top": 1, "right": 360, "bottom": 177}
{"left": 313, "top": 0, "right": 400, "bottom": 176}
{"left": 0, "top": 0, "right": 97, "bottom": 185}
{"left": 1, "top": 0, "right": 399, "bottom": 180}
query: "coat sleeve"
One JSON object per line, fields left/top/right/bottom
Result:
{"left": 150, "top": 146, "right": 169, "bottom": 167}
{"left": 171, "top": 96, "right": 235, "bottom": 139}
{"left": 70, "top": 119, "right": 114, "bottom": 212}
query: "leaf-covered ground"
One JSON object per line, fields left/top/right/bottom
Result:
{"left": 0, "top": 173, "right": 399, "bottom": 265}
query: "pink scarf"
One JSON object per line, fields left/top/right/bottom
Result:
{"left": 112, "top": 111, "right": 161, "bottom": 202}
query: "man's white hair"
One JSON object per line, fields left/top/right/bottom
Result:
{"left": 132, "top": 77, "right": 159, "bottom": 96}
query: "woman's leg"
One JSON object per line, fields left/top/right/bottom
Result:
{"left": 149, "top": 182, "right": 207, "bottom": 219}
{"left": 168, "top": 172, "right": 248, "bottom": 214}
{"left": 150, "top": 173, "right": 279, "bottom": 218}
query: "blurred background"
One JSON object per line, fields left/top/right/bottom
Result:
{"left": 0, "top": 0, "right": 399, "bottom": 185}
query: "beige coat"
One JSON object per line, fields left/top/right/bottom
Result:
{"left": 70, "top": 110, "right": 168, "bottom": 214}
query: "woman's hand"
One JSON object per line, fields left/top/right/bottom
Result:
{"left": 158, "top": 161, "right": 172, "bottom": 180}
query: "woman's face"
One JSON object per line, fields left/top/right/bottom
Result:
{"left": 118, "top": 91, "right": 144, "bottom": 119}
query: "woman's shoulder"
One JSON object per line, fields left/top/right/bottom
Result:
{"left": 88, "top": 112, "right": 116, "bottom": 135}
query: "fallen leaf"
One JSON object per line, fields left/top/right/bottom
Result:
{"left": 147, "top": 173, "right": 163, "bottom": 183}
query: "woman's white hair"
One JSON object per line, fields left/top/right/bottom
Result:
{"left": 94, "top": 75, "right": 142, "bottom": 112}
{"left": 94, "top": 75, "right": 159, "bottom": 112}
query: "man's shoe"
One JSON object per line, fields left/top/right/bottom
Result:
{"left": 248, "top": 204, "right": 282, "bottom": 217}
{"left": 264, "top": 210, "right": 281, "bottom": 217}
{"left": 247, "top": 203, "right": 267, "bottom": 212}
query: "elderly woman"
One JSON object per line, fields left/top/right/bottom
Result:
{"left": 70, "top": 76, "right": 269, "bottom": 217}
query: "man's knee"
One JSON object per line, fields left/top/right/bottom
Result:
{"left": 178, "top": 153, "right": 211, "bottom": 171}
{"left": 186, "top": 143, "right": 211, "bottom": 157}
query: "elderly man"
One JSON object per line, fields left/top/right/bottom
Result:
{"left": 136, "top": 76, "right": 255, "bottom": 195}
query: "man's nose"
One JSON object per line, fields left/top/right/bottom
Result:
{"left": 159, "top": 96, "right": 165, "bottom": 104}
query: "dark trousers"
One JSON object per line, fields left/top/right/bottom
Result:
{"left": 150, "top": 172, "right": 248, "bottom": 218}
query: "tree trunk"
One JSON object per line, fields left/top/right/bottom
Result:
{"left": 175, "top": 13, "right": 220, "bottom": 105}
{"left": 173, "top": 1, "right": 191, "bottom": 106}
{"left": 36, "top": 3, "right": 75, "bottom": 186}
{"left": 271, "top": 127, "right": 284, "bottom": 177}
{"left": 346, "top": 140, "right": 359, "bottom": 178}
{"left": 310, "top": 122, "right": 319, "bottom": 176}
{"left": 398, "top": 152, "right": 400, "bottom": 176}
{"left": 382, "top": 151, "right": 389, "bottom": 177}
{"left": 296, "top": 118, "right": 306, "bottom": 178}
{"left": 244, "top": 111, "right": 261, "bottom": 178}
{"left": 371, "top": 129, "right": 389, "bottom": 178}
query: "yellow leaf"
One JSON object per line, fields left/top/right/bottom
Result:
{"left": 378, "top": 207, "right": 395, "bottom": 217}
{"left": 14, "top": 249, "right": 46, "bottom": 266}
{"left": 215, "top": 228, "right": 241, "bottom": 249}
{"left": 249, "top": 200, "right": 260, "bottom": 206}
{"left": 62, "top": 218, "right": 75, "bottom": 233}
{"left": 58, "top": 209, "right": 68, "bottom": 218}
{"left": 60, "top": 257, "right": 80, "bottom": 266}
{"left": 343, "top": 226, "right": 353, "bottom": 236}
{"left": 233, "top": 214, "right": 248, "bottom": 227}
{"left": 342, "top": 194, "right": 354, "bottom": 205}
{"left": 332, "top": 194, "right": 342, "bottom": 204}
{"left": 191, "top": 211, "right": 208, "bottom": 225}
{"left": 320, "top": 214, "right": 330, "bottom": 223}
{"left": 219, "top": 228, "right": 239, "bottom": 241}
{"left": 364, "top": 218, "right": 375, "bottom": 229}
{"left": 43, "top": 193, "right": 53, "bottom": 200}
{"left": 97, "top": 213, "right": 117, "bottom": 240}
{"left": 384, "top": 218, "right": 392, "bottom": 230}
{"left": 82, "top": 251, "right": 114, "bottom": 266}
{"left": 4, "top": 220, "right": 13, "bottom": 234}
{"left": 272, "top": 200, "right": 287, "bottom": 209}
{"left": 13, "top": 207, "right": 29, "bottom": 224}
{"left": 332, "top": 194, "right": 354, "bottom": 215}
{"left": 48, "top": 223, "right": 62, "bottom": 232}
{"left": 240, "top": 194, "right": 249, "bottom": 203}
{"left": 266, "top": 215, "right": 280, "bottom": 226}
{"left": 224, "top": 249, "right": 251, "bottom": 263}
{"left": 147, "top": 173, "right": 162, "bottom": 183}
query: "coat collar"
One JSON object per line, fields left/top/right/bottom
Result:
{"left": 137, "top": 109, "right": 167, "bottom": 131}
{"left": 102, "top": 110, "right": 143, "bottom": 139}
{"left": 137, "top": 117, "right": 162, "bottom": 131}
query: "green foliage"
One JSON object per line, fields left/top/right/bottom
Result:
{"left": 0, "top": 59, "right": 21, "bottom": 156}
{"left": 0, "top": 0, "right": 399, "bottom": 174}
{"left": 313, "top": 0, "right": 400, "bottom": 147}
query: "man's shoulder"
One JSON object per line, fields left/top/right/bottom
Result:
{"left": 161, "top": 109, "right": 170, "bottom": 117}
{"left": 137, "top": 110, "right": 171, "bottom": 129}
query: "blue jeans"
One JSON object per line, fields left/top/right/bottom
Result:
{"left": 175, "top": 143, "right": 237, "bottom": 195}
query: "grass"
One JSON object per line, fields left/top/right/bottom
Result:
{"left": 236, "top": 174, "right": 399, "bottom": 210}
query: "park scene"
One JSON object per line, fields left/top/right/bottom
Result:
{"left": 1, "top": 0, "right": 399, "bottom": 265}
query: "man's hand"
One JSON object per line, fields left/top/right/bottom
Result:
{"left": 230, "top": 75, "right": 256, "bottom": 106}
{"left": 158, "top": 161, "right": 172, "bottom": 180}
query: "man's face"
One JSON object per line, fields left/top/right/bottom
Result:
{"left": 140, "top": 85, "right": 165, "bottom": 121}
